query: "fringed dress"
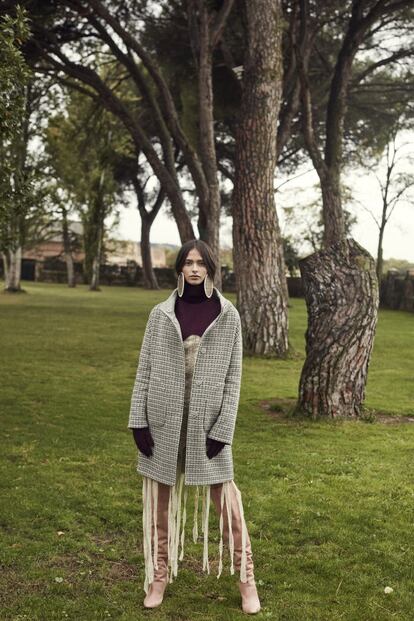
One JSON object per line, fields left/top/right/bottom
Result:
{"left": 142, "top": 333, "right": 248, "bottom": 594}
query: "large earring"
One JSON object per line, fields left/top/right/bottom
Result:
{"left": 204, "top": 274, "right": 214, "bottom": 298}
{"left": 177, "top": 272, "right": 185, "bottom": 297}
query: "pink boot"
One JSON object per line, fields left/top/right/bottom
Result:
{"left": 143, "top": 481, "right": 170, "bottom": 609}
{"left": 211, "top": 481, "right": 261, "bottom": 614}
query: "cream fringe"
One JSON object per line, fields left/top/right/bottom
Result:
{"left": 142, "top": 474, "right": 248, "bottom": 593}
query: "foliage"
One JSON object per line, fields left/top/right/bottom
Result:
{"left": 0, "top": 5, "right": 31, "bottom": 138}
{"left": 2, "top": 1, "right": 413, "bottom": 261}
{"left": 0, "top": 6, "right": 33, "bottom": 253}
{"left": 282, "top": 183, "right": 357, "bottom": 257}
{"left": 282, "top": 237, "right": 300, "bottom": 276}
{"left": 44, "top": 88, "right": 127, "bottom": 228}
{"left": 382, "top": 258, "right": 414, "bottom": 274}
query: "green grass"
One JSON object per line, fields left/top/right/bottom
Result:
{"left": 1, "top": 281, "right": 413, "bottom": 621}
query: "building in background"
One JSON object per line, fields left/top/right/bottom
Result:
{"left": 22, "top": 221, "right": 84, "bottom": 267}
{"left": 104, "top": 238, "right": 167, "bottom": 267}
{"left": 6, "top": 221, "right": 170, "bottom": 282}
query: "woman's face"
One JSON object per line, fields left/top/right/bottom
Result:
{"left": 181, "top": 248, "right": 208, "bottom": 285}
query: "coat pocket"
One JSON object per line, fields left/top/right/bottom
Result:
{"left": 203, "top": 380, "right": 225, "bottom": 431}
{"left": 147, "top": 375, "right": 167, "bottom": 428}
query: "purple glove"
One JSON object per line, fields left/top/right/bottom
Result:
{"left": 206, "top": 437, "right": 227, "bottom": 459}
{"left": 132, "top": 427, "right": 154, "bottom": 457}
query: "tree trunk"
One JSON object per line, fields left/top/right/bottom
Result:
{"left": 296, "top": 239, "right": 379, "bottom": 418}
{"left": 376, "top": 220, "right": 386, "bottom": 283}
{"left": 2, "top": 247, "right": 23, "bottom": 292}
{"left": 89, "top": 222, "right": 103, "bottom": 291}
{"left": 132, "top": 177, "right": 165, "bottom": 290}
{"left": 62, "top": 211, "right": 76, "bottom": 288}
{"left": 82, "top": 215, "right": 93, "bottom": 285}
{"left": 193, "top": 0, "right": 228, "bottom": 292}
{"left": 83, "top": 196, "right": 105, "bottom": 288}
{"left": 141, "top": 216, "right": 159, "bottom": 289}
{"left": 321, "top": 171, "right": 345, "bottom": 246}
{"left": 64, "top": 246, "right": 76, "bottom": 288}
{"left": 232, "top": 0, "right": 289, "bottom": 356}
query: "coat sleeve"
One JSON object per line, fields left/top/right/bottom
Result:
{"left": 206, "top": 316, "right": 243, "bottom": 446}
{"left": 127, "top": 309, "right": 155, "bottom": 429}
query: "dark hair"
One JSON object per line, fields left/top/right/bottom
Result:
{"left": 174, "top": 239, "right": 218, "bottom": 280}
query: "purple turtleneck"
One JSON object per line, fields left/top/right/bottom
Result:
{"left": 174, "top": 281, "right": 221, "bottom": 341}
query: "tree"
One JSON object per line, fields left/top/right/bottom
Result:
{"left": 45, "top": 89, "right": 125, "bottom": 290}
{"left": 293, "top": 0, "right": 413, "bottom": 418}
{"left": 357, "top": 126, "right": 414, "bottom": 281}
{"left": 186, "top": 0, "right": 235, "bottom": 272}
{"left": 0, "top": 7, "right": 32, "bottom": 292}
{"left": 18, "top": 0, "right": 293, "bottom": 354}
{"left": 21, "top": 0, "right": 241, "bottom": 289}
{"left": 123, "top": 154, "right": 166, "bottom": 290}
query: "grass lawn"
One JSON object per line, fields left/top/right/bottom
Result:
{"left": 0, "top": 281, "right": 413, "bottom": 621}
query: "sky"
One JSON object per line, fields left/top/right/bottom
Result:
{"left": 109, "top": 154, "right": 414, "bottom": 263}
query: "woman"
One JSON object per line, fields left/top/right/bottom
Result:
{"left": 128, "top": 239, "right": 261, "bottom": 614}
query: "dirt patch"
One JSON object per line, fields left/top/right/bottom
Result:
{"left": 260, "top": 398, "right": 414, "bottom": 424}
{"left": 0, "top": 566, "right": 49, "bottom": 609}
{"left": 259, "top": 398, "right": 296, "bottom": 419}
{"left": 104, "top": 560, "right": 138, "bottom": 582}
{"left": 88, "top": 534, "right": 115, "bottom": 546}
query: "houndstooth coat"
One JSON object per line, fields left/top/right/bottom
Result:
{"left": 128, "top": 286, "right": 243, "bottom": 486}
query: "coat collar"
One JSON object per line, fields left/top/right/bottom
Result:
{"left": 158, "top": 286, "right": 231, "bottom": 317}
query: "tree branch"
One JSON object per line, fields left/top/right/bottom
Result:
{"left": 34, "top": 40, "right": 190, "bottom": 229}
{"left": 84, "top": 0, "right": 208, "bottom": 200}
{"left": 211, "top": 0, "right": 236, "bottom": 47}
{"left": 353, "top": 47, "right": 414, "bottom": 83}
{"left": 86, "top": 12, "right": 177, "bottom": 179}
{"left": 295, "top": 0, "right": 328, "bottom": 179}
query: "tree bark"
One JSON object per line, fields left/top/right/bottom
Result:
{"left": 232, "top": 0, "right": 289, "bottom": 356}
{"left": 2, "top": 247, "right": 22, "bottom": 292}
{"left": 297, "top": 239, "right": 379, "bottom": 418}
{"left": 320, "top": 171, "right": 345, "bottom": 246}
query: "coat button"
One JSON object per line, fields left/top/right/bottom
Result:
{"left": 196, "top": 379, "right": 202, "bottom": 385}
